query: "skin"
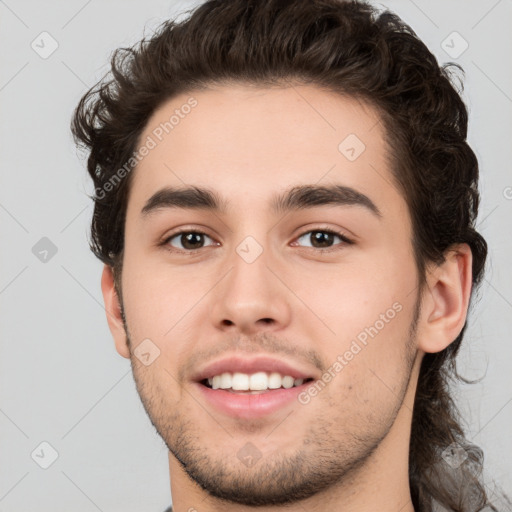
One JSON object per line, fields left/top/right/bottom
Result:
{"left": 101, "top": 84, "right": 473, "bottom": 512}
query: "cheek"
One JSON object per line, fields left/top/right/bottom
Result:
{"left": 289, "top": 250, "right": 413, "bottom": 339}
{"left": 294, "top": 249, "right": 416, "bottom": 390}
{"left": 121, "top": 246, "right": 200, "bottom": 322}
{"left": 307, "top": 300, "right": 415, "bottom": 436}
{"left": 120, "top": 256, "right": 216, "bottom": 374}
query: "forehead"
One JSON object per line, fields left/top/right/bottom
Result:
{"left": 127, "top": 83, "right": 404, "bottom": 221}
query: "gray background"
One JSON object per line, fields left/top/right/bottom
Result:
{"left": 1, "top": 0, "right": 511, "bottom": 510}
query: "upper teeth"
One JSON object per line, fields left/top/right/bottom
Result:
{"left": 207, "top": 372, "right": 304, "bottom": 391}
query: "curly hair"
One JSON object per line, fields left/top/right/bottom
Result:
{"left": 71, "top": 1, "right": 510, "bottom": 510}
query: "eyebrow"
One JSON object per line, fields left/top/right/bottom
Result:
{"left": 141, "top": 184, "right": 382, "bottom": 219}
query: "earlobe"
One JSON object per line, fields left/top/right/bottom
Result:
{"left": 100, "top": 264, "right": 131, "bottom": 359}
{"left": 417, "top": 244, "right": 473, "bottom": 354}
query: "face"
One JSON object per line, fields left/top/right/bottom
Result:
{"left": 117, "top": 84, "right": 423, "bottom": 505}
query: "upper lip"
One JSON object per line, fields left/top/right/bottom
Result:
{"left": 192, "top": 355, "right": 318, "bottom": 382}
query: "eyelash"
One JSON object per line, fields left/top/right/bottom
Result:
{"left": 160, "top": 227, "right": 354, "bottom": 254}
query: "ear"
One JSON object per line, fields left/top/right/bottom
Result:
{"left": 101, "top": 264, "right": 130, "bottom": 359}
{"left": 417, "top": 243, "right": 473, "bottom": 354}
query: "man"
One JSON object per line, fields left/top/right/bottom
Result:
{"left": 71, "top": 0, "right": 509, "bottom": 510}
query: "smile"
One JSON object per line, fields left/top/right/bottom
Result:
{"left": 203, "top": 371, "right": 312, "bottom": 392}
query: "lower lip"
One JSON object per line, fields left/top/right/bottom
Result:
{"left": 194, "top": 381, "right": 310, "bottom": 419}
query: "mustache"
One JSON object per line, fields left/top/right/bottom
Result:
{"left": 179, "top": 332, "right": 326, "bottom": 382}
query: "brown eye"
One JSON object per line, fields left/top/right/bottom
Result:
{"left": 165, "top": 231, "right": 215, "bottom": 251}
{"left": 295, "top": 229, "right": 353, "bottom": 250}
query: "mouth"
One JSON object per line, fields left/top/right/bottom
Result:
{"left": 191, "top": 353, "right": 320, "bottom": 419}
{"left": 192, "top": 355, "right": 318, "bottom": 419}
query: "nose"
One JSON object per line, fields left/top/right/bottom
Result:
{"left": 210, "top": 241, "right": 292, "bottom": 336}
